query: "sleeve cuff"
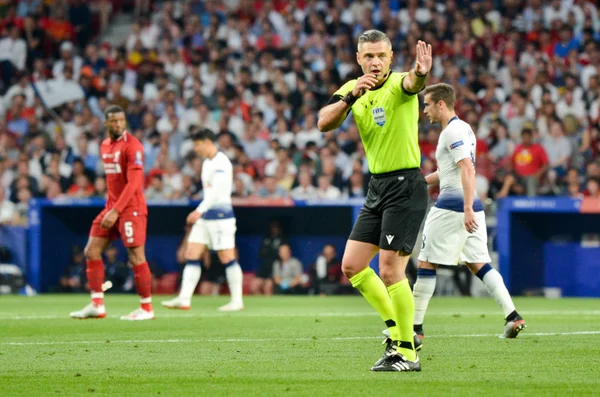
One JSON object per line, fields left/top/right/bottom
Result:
{"left": 400, "top": 74, "right": 424, "bottom": 96}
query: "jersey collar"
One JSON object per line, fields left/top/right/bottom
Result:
{"left": 369, "top": 71, "right": 393, "bottom": 91}
{"left": 447, "top": 116, "right": 459, "bottom": 125}
{"left": 115, "top": 131, "right": 128, "bottom": 141}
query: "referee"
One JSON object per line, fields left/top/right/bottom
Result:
{"left": 317, "top": 30, "right": 432, "bottom": 372}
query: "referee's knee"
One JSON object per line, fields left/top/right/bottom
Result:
{"left": 341, "top": 260, "right": 363, "bottom": 279}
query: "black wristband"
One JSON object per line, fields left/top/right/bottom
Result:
{"left": 342, "top": 91, "right": 357, "bottom": 106}
{"left": 415, "top": 70, "right": 428, "bottom": 78}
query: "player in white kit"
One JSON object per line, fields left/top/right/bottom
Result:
{"left": 162, "top": 128, "right": 244, "bottom": 312}
{"left": 413, "top": 83, "right": 525, "bottom": 347}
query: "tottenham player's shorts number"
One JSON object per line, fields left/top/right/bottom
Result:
{"left": 124, "top": 221, "right": 134, "bottom": 237}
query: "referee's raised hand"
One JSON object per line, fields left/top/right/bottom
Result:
{"left": 415, "top": 40, "right": 432, "bottom": 76}
{"left": 352, "top": 74, "right": 379, "bottom": 98}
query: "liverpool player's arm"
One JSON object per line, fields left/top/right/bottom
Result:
{"left": 101, "top": 145, "right": 144, "bottom": 228}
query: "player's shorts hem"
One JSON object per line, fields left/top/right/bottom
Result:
{"left": 417, "top": 255, "right": 457, "bottom": 266}
{"left": 417, "top": 255, "right": 492, "bottom": 266}
{"left": 461, "top": 257, "right": 492, "bottom": 265}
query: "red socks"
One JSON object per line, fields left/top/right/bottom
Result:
{"left": 87, "top": 259, "right": 152, "bottom": 311}
{"left": 134, "top": 262, "right": 153, "bottom": 311}
{"left": 86, "top": 259, "right": 105, "bottom": 306}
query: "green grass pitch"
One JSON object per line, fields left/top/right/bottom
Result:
{"left": 1, "top": 295, "right": 599, "bottom": 396}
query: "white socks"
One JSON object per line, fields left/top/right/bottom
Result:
{"left": 477, "top": 265, "right": 516, "bottom": 318}
{"left": 179, "top": 262, "right": 201, "bottom": 301}
{"left": 413, "top": 269, "right": 437, "bottom": 325}
{"left": 225, "top": 261, "right": 244, "bottom": 305}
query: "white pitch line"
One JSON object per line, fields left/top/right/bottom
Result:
{"left": 2, "top": 330, "right": 600, "bottom": 347}
{"left": 1, "top": 309, "right": 600, "bottom": 321}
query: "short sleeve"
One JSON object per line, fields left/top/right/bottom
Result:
{"left": 445, "top": 125, "right": 472, "bottom": 165}
{"left": 328, "top": 79, "right": 358, "bottom": 104}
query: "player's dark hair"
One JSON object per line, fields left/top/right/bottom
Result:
{"left": 104, "top": 105, "right": 125, "bottom": 119}
{"left": 192, "top": 128, "right": 217, "bottom": 142}
{"left": 424, "top": 83, "right": 456, "bottom": 110}
{"left": 357, "top": 29, "right": 392, "bottom": 52}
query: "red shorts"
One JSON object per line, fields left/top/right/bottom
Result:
{"left": 89, "top": 208, "right": 147, "bottom": 247}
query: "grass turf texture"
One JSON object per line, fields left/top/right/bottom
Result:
{"left": 1, "top": 295, "right": 599, "bottom": 396}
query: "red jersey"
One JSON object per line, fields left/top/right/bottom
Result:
{"left": 100, "top": 131, "right": 147, "bottom": 215}
{"left": 512, "top": 143, "right": 549, "bottom": 177}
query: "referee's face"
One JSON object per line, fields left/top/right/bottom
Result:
{"left": 357, "top": 41, "right": 393, "bottom": 84}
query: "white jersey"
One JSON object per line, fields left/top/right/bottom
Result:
{"left": 418, "top": 116, "right": 491, "bottom": 265}
{"left": 435, "top": 116, "right": 483, "bottom": 212}
{"left": 196, "top": 151, "right": 234, "bottom": 220}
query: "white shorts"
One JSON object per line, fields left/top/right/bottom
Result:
{"left": 188, "top": 218, "right": 237, "bottom": 251}
{"left": 418, "top": 206, "right": 491, "bottom": 265}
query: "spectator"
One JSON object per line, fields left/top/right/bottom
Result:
{"left": 69, "top": 0, "right": 92, "bottom": 48}
{"left": 0, "top": 24, "right": 27, "bottom": 92}
{"left": 273, "top": 244, "right": 305, "bottom": 295}
{"left": 67, "top": 174, "right": 94, "bottom": 198}
{"left": 316, "top": 175, "right": 342, "bottom": 200}
{"left": 14, "top": 187, "right": 31, "bottom": 225}
{"left": 309, "top": 244, "right": 342, "bottom": 296}
{"left": 59, "top": 246, "right": 87, "bottom": 292}
{"left": 584, "top": 177, "right": 600, "bottom": 198}
{"left": 145, "top": 174, "right": 174, "bottom": 200}
{"left": 253, "top": 220, "right": 287, "bottom": 295}
{"left": 344, "top": 171, "right": 366, "bottom": 199}
{"left": 0, "top": 186, "right": 16, "bottom": 225}
{"left": 104, "top": 245, "right": 133, "bottom": 293}
{"left": 265, "top": 147, "right": 297, "bottom": 177}
{"left": 242, "top": 124, "right": 269, "bottom": 160}
{"left": 542, "top": 121, "right": 572, "bottom": 176}
{"left": 512, "top": 128, "right": 549, "bottom": 196}
{"left": 257, "top": 176, "right": 288, "bottom": 198}
{"left": 290, "top": 171, "right": 318, "bottom": 200}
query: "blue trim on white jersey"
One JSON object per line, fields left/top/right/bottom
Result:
{"left": 202, "top": 207, "right": 235, "bottom": 220}
{"left": 447, "top": 115, "right": 459, "bottom": 125}
{"left": 435, "top": 195, "right": 484, "bottom": 212}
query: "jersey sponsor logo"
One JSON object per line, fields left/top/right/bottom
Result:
{"left": 449, "top": 140, "right": 464, "bottom": 150}
{"left": 372, "top": 107, "right": 386, "bottom": 127}
{"left": 103, "top": 162, "right": 122, "bottom": 174}
{"left": 386, "top": 234, "right": 395, "bottom": 245}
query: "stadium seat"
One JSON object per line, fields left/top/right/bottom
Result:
{"left": 154, "top": 272, "right": 179, "bottom": 295}
{"left": 242, "top": 272, "right": 255, "bottom": 296}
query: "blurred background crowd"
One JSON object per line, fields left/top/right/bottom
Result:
{"left": 1, "top": 0, "right": 600, "bottom": 229}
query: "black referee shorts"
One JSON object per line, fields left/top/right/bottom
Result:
{"left": 349, "top": 168, "right": 428, "bottom": 254}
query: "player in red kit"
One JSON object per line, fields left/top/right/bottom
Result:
{"left": 70, "top": 105, "right": 155, "bottom": 321}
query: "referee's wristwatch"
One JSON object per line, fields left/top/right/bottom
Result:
{"left": 342, "top": 91, "right": 357, "bottom": 106}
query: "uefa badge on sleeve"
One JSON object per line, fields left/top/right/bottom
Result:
{"left": 372, "top": 107, "right": 386, "bottom": 126}
{"left": 134, "top": 151, "right": 143, "bottom": 166}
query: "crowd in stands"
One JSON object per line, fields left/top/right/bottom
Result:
{"left": 1, "top": 0, "right": 600, "bottom": 228}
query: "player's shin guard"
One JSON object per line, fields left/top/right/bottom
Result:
{"left": 86, "top": 259, "right": 105, "bottom": 306}
{"left": 179, "top": 261, "right": 202, "bottom": 301}
{"left": 224, "top": 260, "right": 243, "bottom": 306}
{"left": 476, "top": 264, "right": 516, "bottom": 318}
{"left": 133, "top": 262, "right": 152, "bottom": 311}
{"left": 413, "top": 268, "right": 437, "bottom": 332}
{"left": 349, "top": 267, "right": 399, "bottom": 341}
{"left": 387, "top": 279, "right": 416, "bottom": 361}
